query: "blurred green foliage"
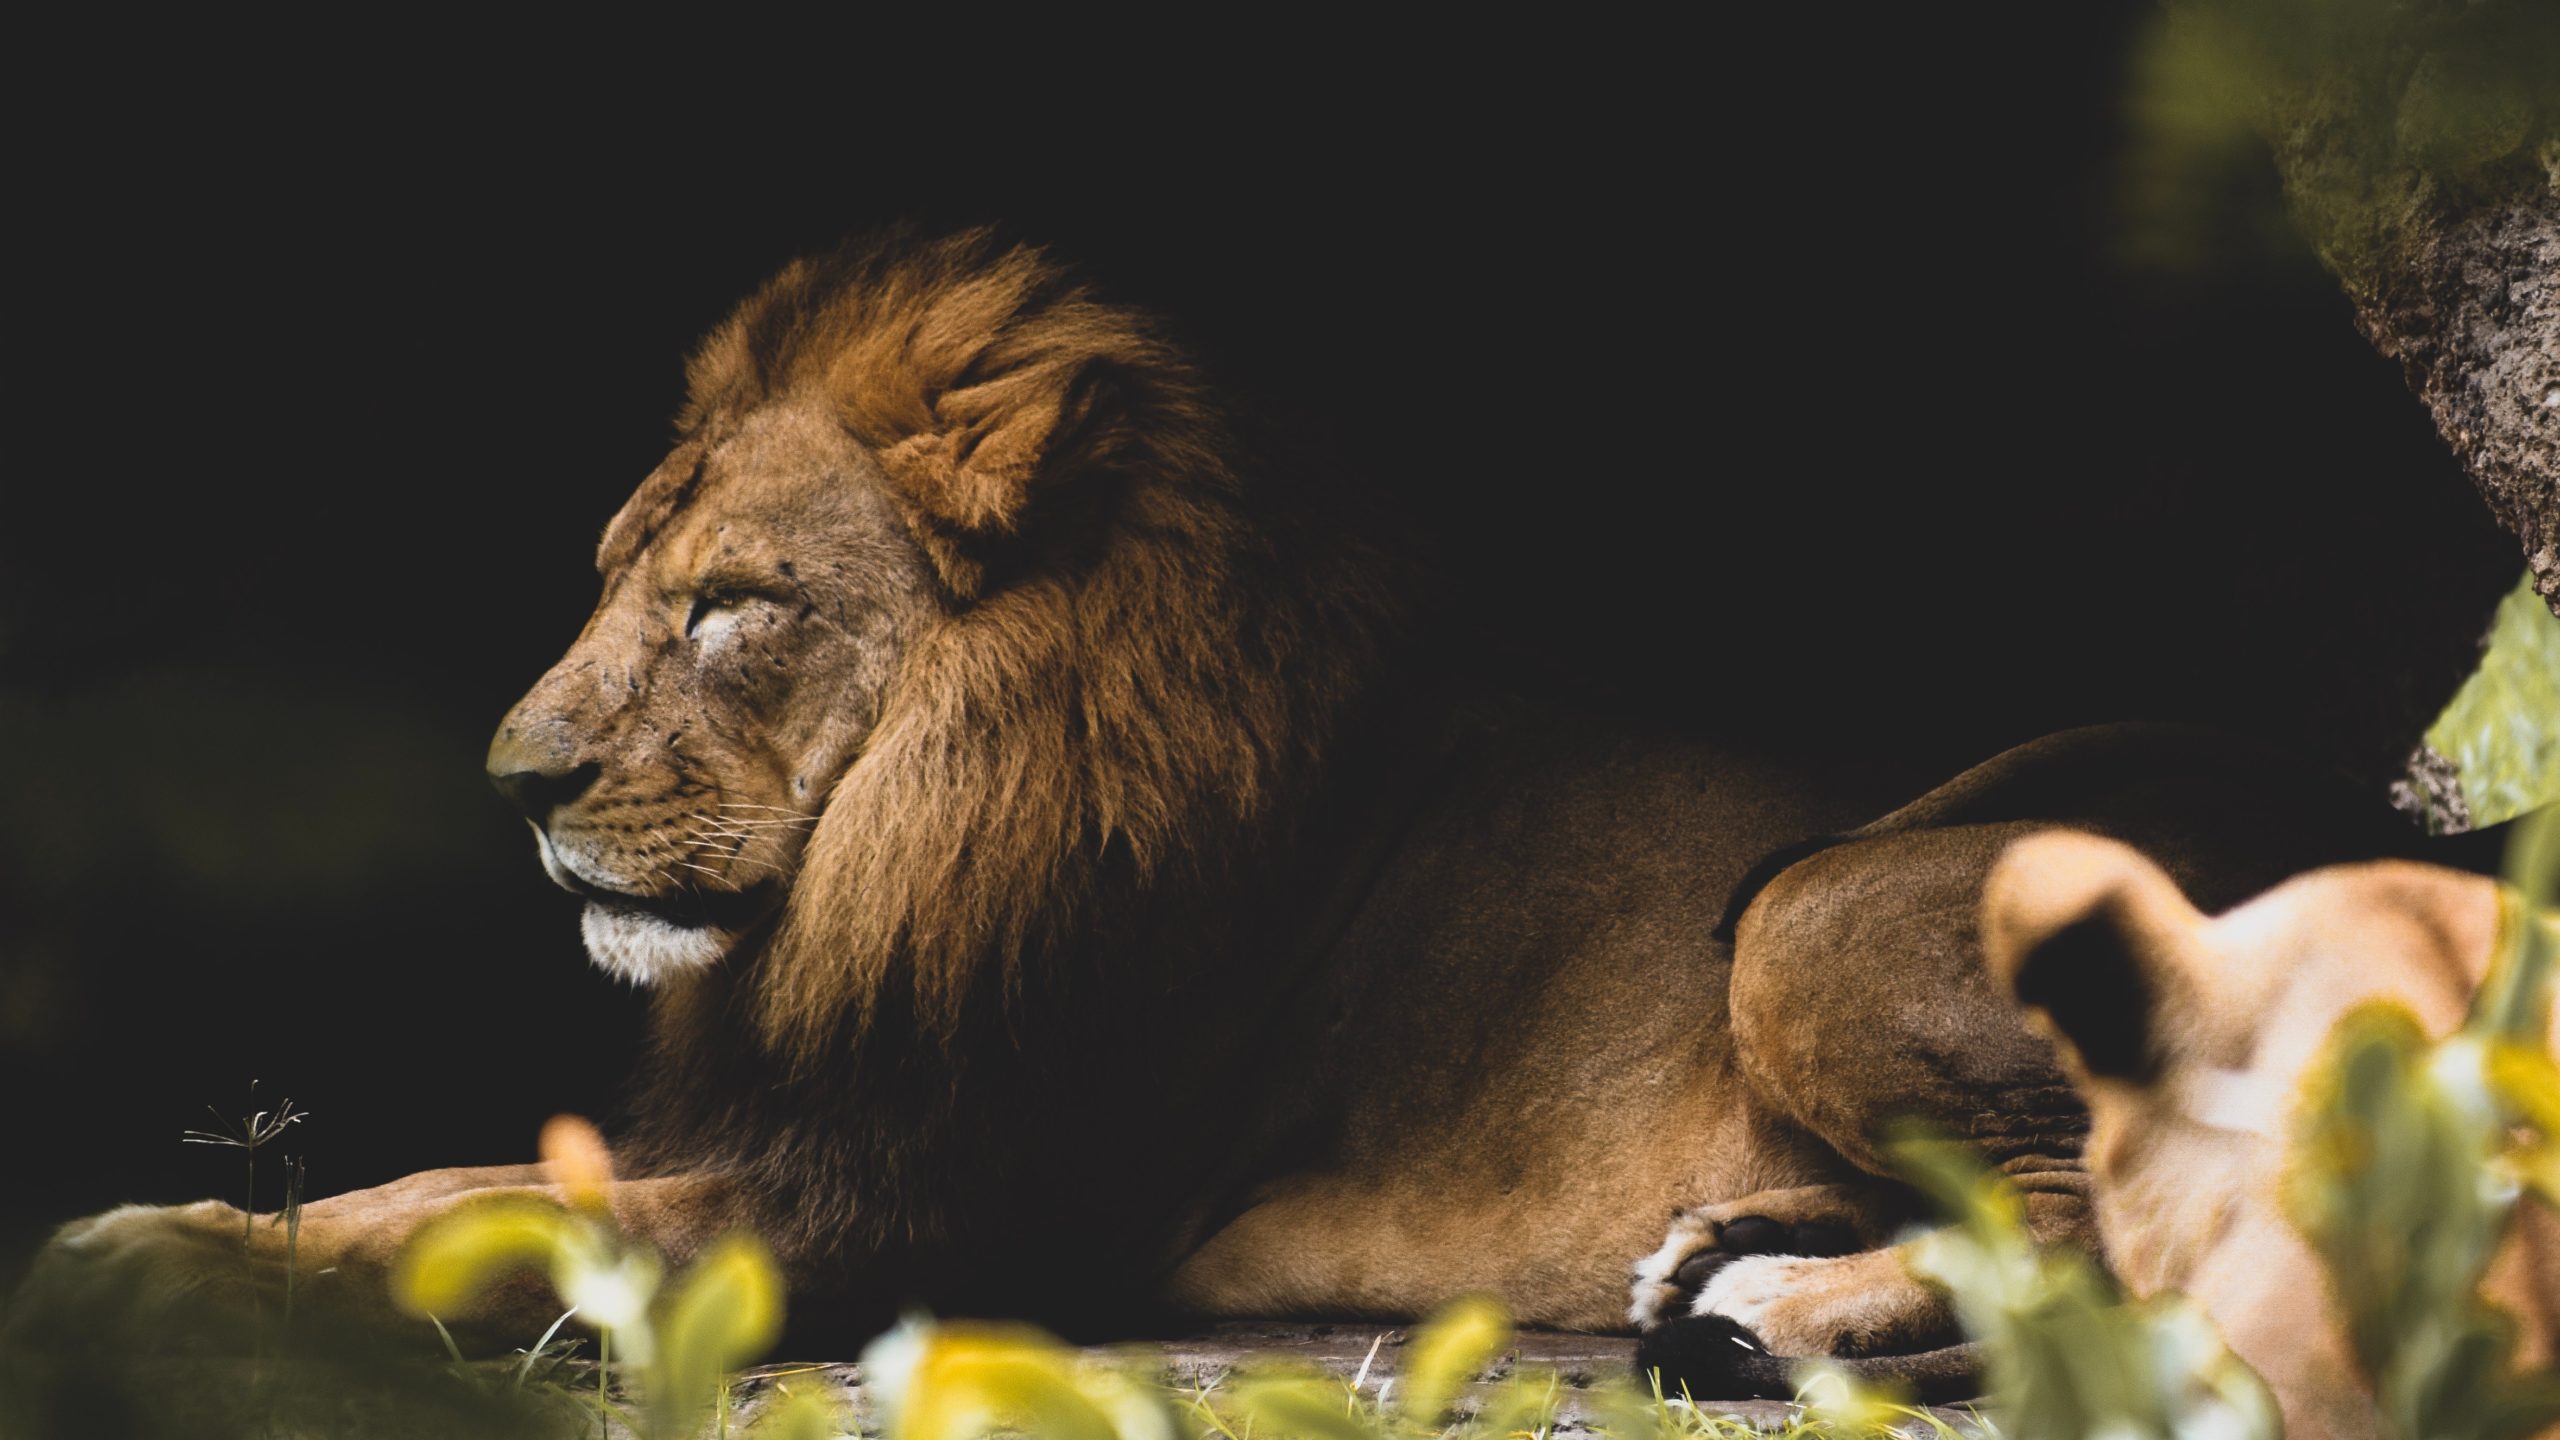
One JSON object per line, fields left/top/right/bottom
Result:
{"left": 1894, "top": 1140, "right": 2277, "bottom": 1440}
{"left": 864, "top": 1298, "right": 1978, "bottom": 1440}
{"left": 2113, "top": 5, "right": 2309, "bottom": 277}
{"left": 2118, "top": 0, "right": 2557, "bottom": 280}
{"left": 392, "top": 1154, "right": 789, "bottom": 1439}
{"left": 2428, "top": 574, "right": 2560, "bottom": 828}
{"left": 2283, "top": 809, "right": 2560, "bottom": 1434}
{"left": 2283, "top": 806, "right": 2560, "bottom": 1440}
{"left": 2289, "top": 1011, "right": 2560, "bottom": 1440}
{"left": 860, "top": 1317, "right": 1175, "bottom": 1440}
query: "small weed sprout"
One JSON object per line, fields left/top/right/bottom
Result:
{"left": 280, "top": 1151, "right": 306, "bottom": 1322}
{"left": 180, "top": 1081, "right": 308, "bottom": 1252}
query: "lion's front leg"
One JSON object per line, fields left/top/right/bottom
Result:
{"left": 5, "top": 1167, "right": 738, "bottom": 1354}
{"left": 5, "top": 1200, "right": 271, "bottom": 1350}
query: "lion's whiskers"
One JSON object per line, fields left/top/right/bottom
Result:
{"left": 702, "top": 851, "right": 782, "bottom": 881}
{"left": 670, "top": 819, "right": 789, "bottom": 886}
{"left": 717, "top": 802, "right": 818, "bottom": 819}
{"left": 684, "top": 809, "right": 816, "bottom": 838}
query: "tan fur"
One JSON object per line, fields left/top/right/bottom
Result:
{"left": 1985, "top": 833, "right": 2559, "bottom": 1440}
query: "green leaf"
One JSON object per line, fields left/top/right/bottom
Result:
{"left": 2426, "top": 574, "right": 2560, "bottom": 828}
{"left": 391, "top": 1195, "right": 579, "bottom": 1318}
{"left": 748, "top": 1389, "right": 847, "bottom": 1440}
{"left": 1223, "top": 1374, "right": 1377, "bottom": 1440}
{"left": 651, "top": 1232, "right": 787, "bottom": 1440}
{"left": 2472, "top": 805, "right": 2560, "bottom": 1046}
{"left": 1896, "top": 1131, "right": 2275, "bottom": 1440}
{"left": 2490, "top": 1042, "right": 2560, "bottom": 1204}
{"left": 1394, "top": 1294, "right": 1511, "bottom": 1426}
{"left": 902, "top": 1347, "right": 1122, "bottom": 1440}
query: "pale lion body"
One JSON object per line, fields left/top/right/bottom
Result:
{"left": 1985, "top": 836, "right": 2560, "bottom": 1440}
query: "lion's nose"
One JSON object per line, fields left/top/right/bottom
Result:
{"left": 490, "top": 760, "right": 602, "bottom": 824}
{"left": 486, "top": 725, "right": 601, "bottom": 824}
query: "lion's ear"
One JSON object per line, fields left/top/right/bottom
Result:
{"left": 880, "top": 353, "right": 1118, "bottom": 519}
{"left": 866, "top": 353, "right": 1129, "bottom": 595}
{"left": 1982, "top": 831, "right": 2212, "bottom": 1086}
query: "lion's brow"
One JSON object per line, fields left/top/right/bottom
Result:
{"left": 597, "top": 440, "right": 709, "bottom": 574}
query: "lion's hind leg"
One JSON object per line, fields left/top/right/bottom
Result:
{"left": 1634, "top": 821, "right": 2098, "bottom": 1394}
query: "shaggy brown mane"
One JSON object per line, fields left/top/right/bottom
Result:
{"left": 667, "top": 228, "right": 1397, "bottom": 1067}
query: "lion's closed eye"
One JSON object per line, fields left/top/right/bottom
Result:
{"left": 684, "top": 591, "right": 763, "bottom": 642}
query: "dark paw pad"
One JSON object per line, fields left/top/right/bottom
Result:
{"left": 1786, "top": 1220, "right": 1859, "bottom": 1257}
{"left": 1716, "top": 1215, "right": 1790, "bottom": 1253}
{"left": 1719, "top": 1214, "right": 1858, "bottom": 1258}
{"left": 1672, "top": 1248, "right": 1739, "bottom": 1293}
{"left": 1633, "top": 1314, "right": 1791, "bottom": 1401}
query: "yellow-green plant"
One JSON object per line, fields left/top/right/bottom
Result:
{"left": 858, "top": 1315, "right": 1175, "bottom": 1440}
{"left": 864, "top": 1298, "right": 1959, "bottom": 1440}
{"left": 389, "top": 1115, "right": 785, "bottom": 1440}
{"left": 2426, "top": 566, "right": 2560, "bottom": 828}
{"left": 1213, "top": 1296, "right": 1517, "bottom": 1438}
{"left": 862, "top": 1297, "right": 1610, "bottom": 1440}
{"left": 2284, "top": 807, "right": 2560, "bottom": 1440}
{"left": 750, "top": 1386, "right": 856, "bottom": 1440}
{"left": 1893, "top": 1137, "right": 2278, "bottom": 1440}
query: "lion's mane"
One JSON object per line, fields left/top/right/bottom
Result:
{"left": 625, "top": 234, "right": 1401, "bottom": 1247}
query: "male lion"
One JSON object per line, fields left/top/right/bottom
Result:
{"left": 2, "top": 230, "right": 2456, "bottom": 1384}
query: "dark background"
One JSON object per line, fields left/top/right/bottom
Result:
{"left": 1, "top": 12, "right": 2521, "bottom": 1273}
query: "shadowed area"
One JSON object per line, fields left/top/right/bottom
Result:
{"left": 1, "top": 3, "right": 2528, "bottom": 1398}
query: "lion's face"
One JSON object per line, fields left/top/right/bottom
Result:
{"left": 489, "top": 402, "right": 941, "bottom": 983}
{"left": 482, "top": 230, "right": 1359, "bottom": 1049}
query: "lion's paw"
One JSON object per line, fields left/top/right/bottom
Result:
{"left": 1692, "top": 1247, "right": 1955, "bottom": 1358}
{"left": 3, "top": 1202, "right": 266, "bottom": 1351}
{"left": 1627, "top": 1188, "right": 1868, "bottom": 1330}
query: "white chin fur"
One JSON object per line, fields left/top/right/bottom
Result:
{"left": 580, "top": 904, "right": 734, "bottom": 985}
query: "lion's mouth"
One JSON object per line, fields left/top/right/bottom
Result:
{"left": 554, "top": 869, "right": 778, "bottom": 933}
{"left": 555, "top": 865, "right": 784, "bottom": 987}
{"left": 532, "top": 826, "right": 783, "bottom": 932}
